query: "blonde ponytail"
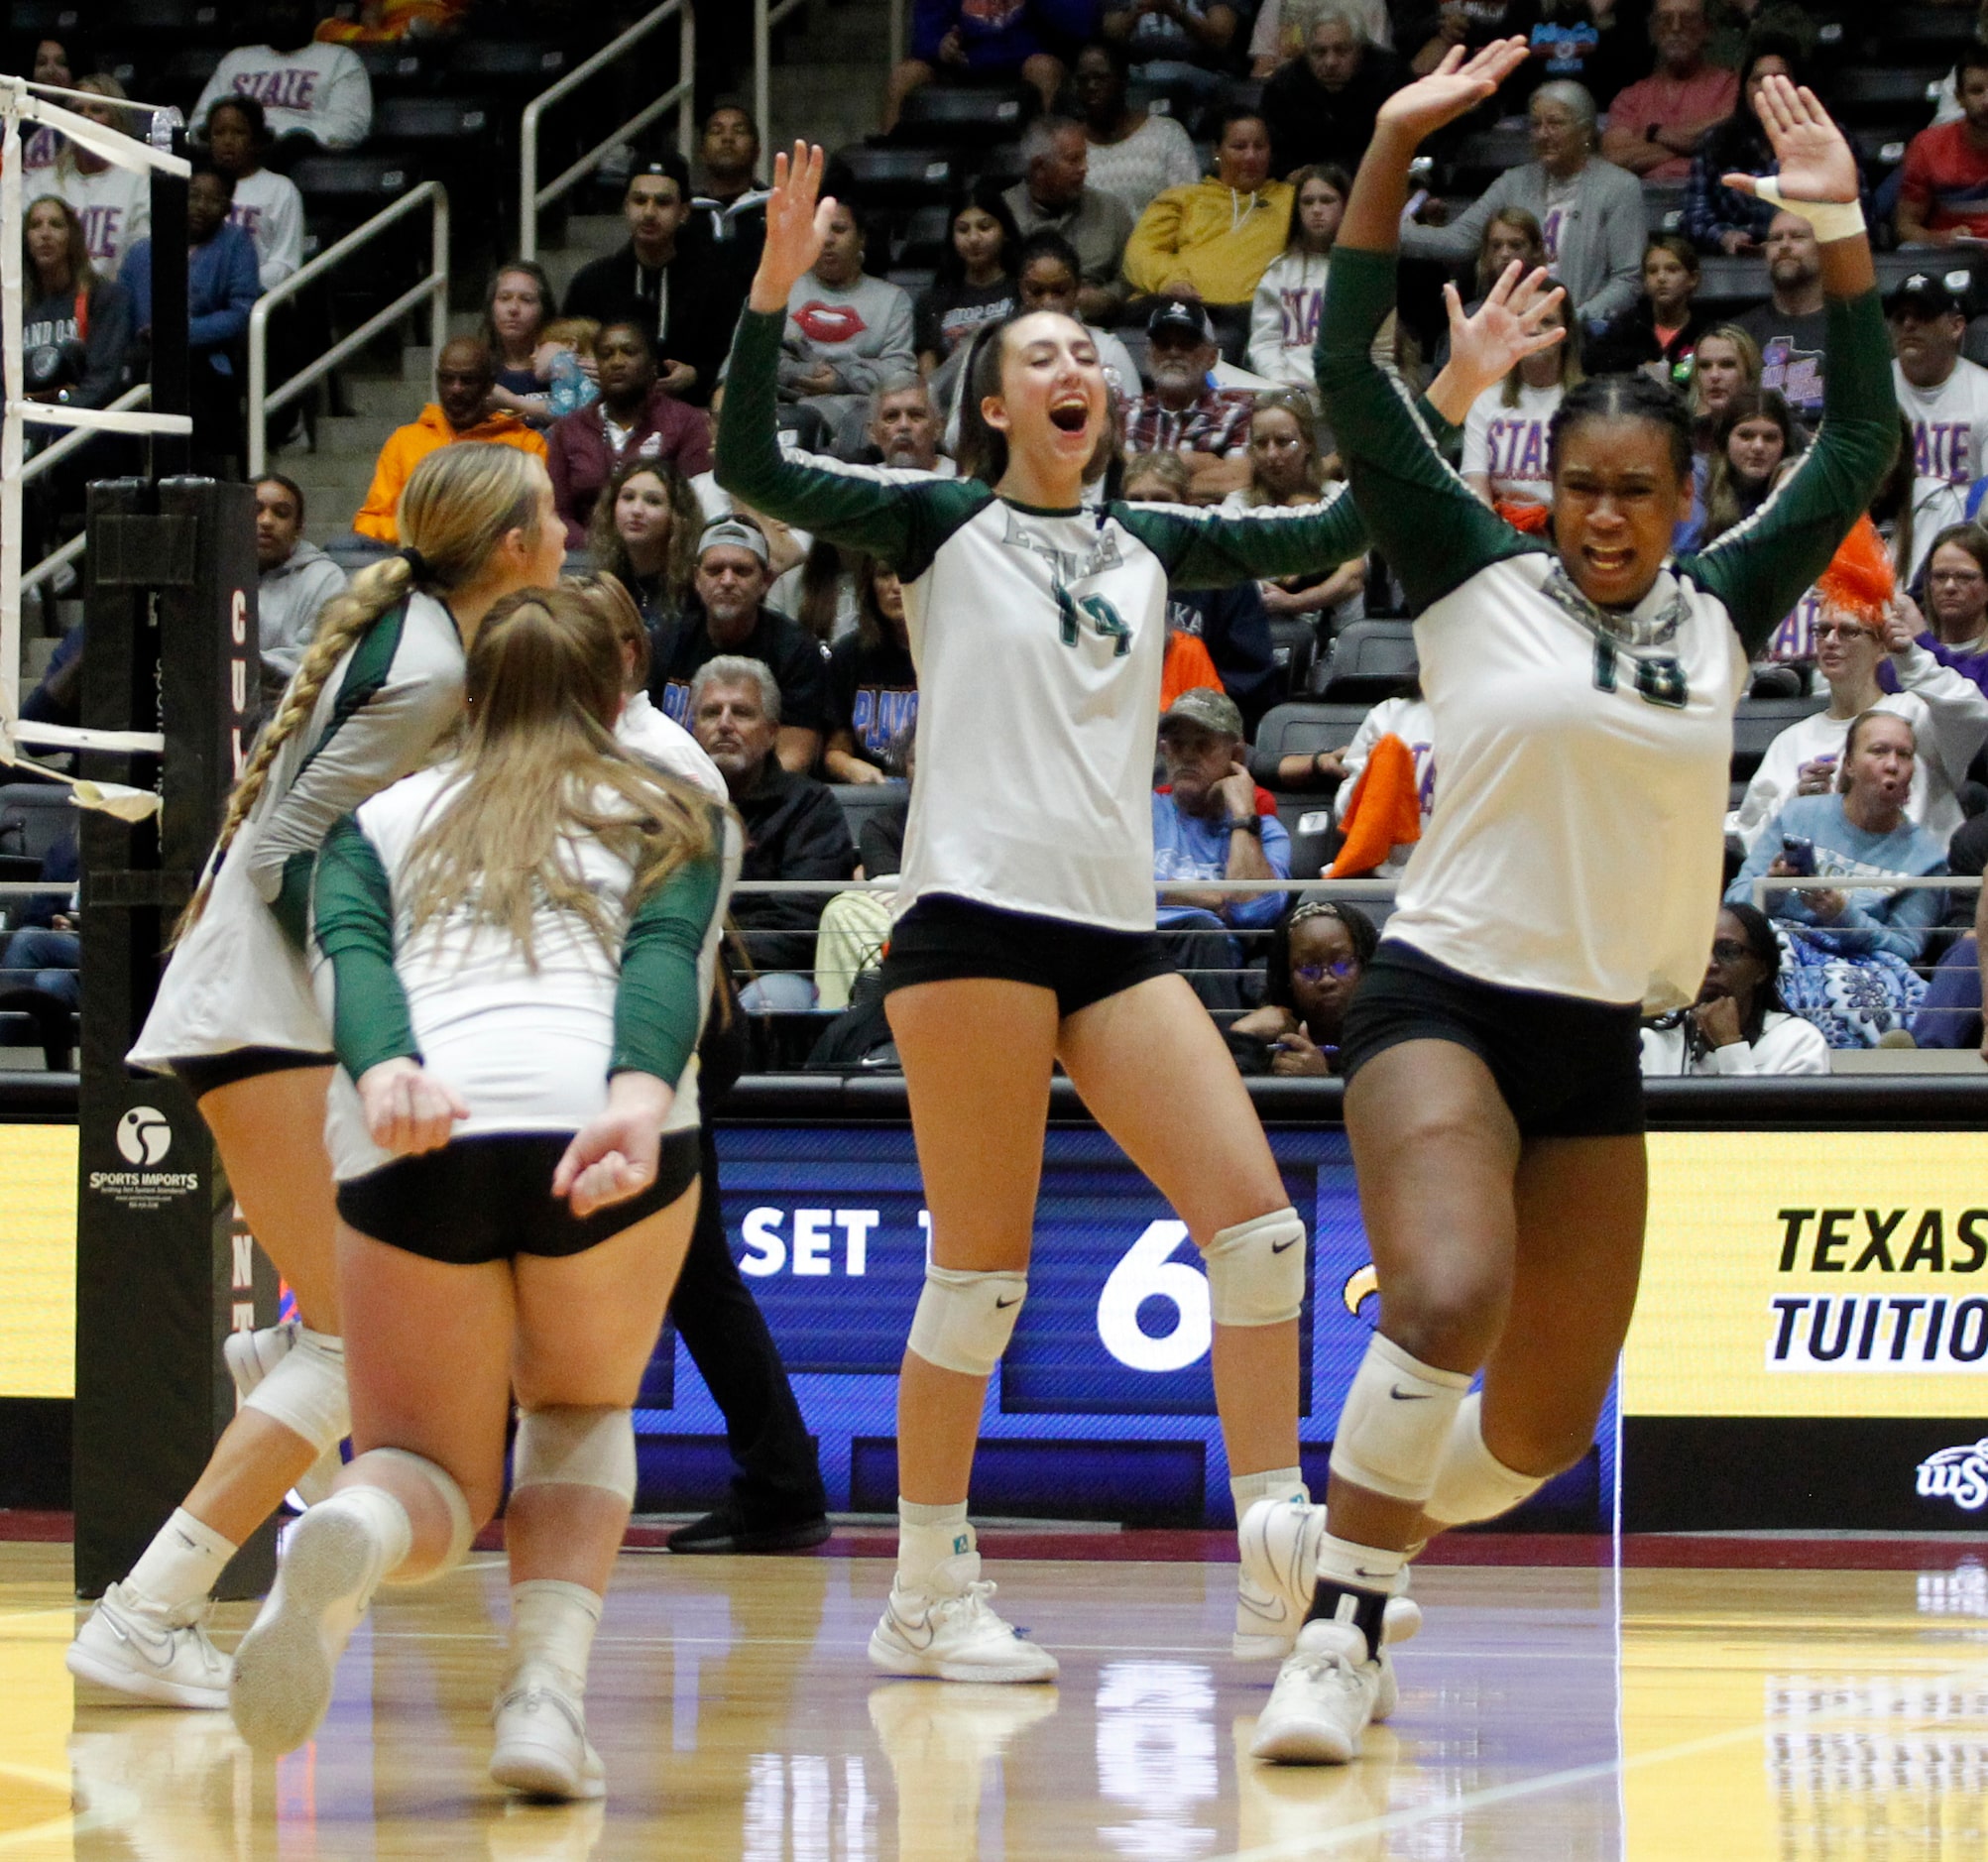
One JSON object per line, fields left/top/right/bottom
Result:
{"left": 177, "top": 442, "right": 549, "bottom": 935}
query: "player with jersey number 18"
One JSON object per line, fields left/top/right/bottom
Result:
{"left": 717, "top": 141, "right": 1569, "bottom": 1693}
{"left": 1240, "top": 46, "right": 1897, "bottom": 1768}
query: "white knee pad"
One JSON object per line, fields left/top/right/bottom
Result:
{"left": 512, "top": 1406, "right": 638, "bottom": 1505}
{"left": 1203, "top": 1207, "right": 1307, "bottom": 1328}
{"left": 367, "top": 1447, "right": 474, "bottom": 1584}
{"left": 1328, "top": 1334, "right": 1472, "bottom": 1504}
{"left": 907, "top": 1266, "right": 1026, "bottom": 1377}
{"left": 1424, "top": 1393, "right": 1546, "bottom": 1528}
{"left": 241, "top": 1326, "right": 349, "bottom": 1455}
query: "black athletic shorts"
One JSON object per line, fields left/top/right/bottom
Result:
{"left": 879, "top": 893, "right": 1179, "bottom": 1019}
{"left": 170, "top": 1046, "right": 336, "bottom": 1102}
{"left": 335, "top": 1129, "right": 702, "bottom": 1265}
{"left": 1340, "top": 943, "right": 1646, "bottom": 1140}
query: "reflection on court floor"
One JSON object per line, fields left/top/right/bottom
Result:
{"left": 2, "top": 1543, "right": 1985, "bottom": 1858}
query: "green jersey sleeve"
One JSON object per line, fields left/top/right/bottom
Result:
{"left": 1680, "top": 289, "right": 1900, "bottom": 657}
{"left": 313, "top": 813, "right": 419, "bottom": 1079}
{"left": 1315, "top": 246, "right": 1537, "bottom": 613}
{"left": 611, "top": 843, "right": 725, "bottom": 1084}
{"left": 715, "top": 309, "right": 990, "bottom": 580}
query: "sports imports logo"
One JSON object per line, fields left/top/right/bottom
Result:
{"left": 115, "top": 1106, "right": 174, "bottom": 1167}
{"left": 1917, "top": 1439, "right": 1988, "bottom": 1512}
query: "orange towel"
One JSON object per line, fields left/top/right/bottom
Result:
{"left": 1160, "top": 631, "right": 1225, "bottom": 712}
{"left": 1327, "top": 734, "right": 1421, "bottom": 877}
{"left": 1495, "top": 501, "right": 1553, "bottom": 534}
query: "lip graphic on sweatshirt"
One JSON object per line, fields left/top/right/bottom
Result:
{"left": 793, "top": 300, "right": 869, "bottom": 346}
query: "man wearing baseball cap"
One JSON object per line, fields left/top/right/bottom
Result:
{"left": 649, "top": 516, "right": 831, "bottom": 773}
{"left": 1889, "top": 271, "right": 1988, "bottom": 487}
{"left": 1153, "top": 687, "right": 1291, "bottom": 1009}
{"left": 1125, "top": 296, "right": 1256, "bottom": 501}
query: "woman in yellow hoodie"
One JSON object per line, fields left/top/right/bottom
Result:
{"left": 1122, "top": 108, "right": 1294, "bottom": 320}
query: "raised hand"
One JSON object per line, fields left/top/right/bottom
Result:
{"left": 1374, "top": 37, "right": 1531, "bottom": 148}
{"left": 750, "top": 141, "right": 837, "bottom": 315}
{"left": 1427, "top": 264, "right": 1567, "bottom": 423}
{"left": 1722, "top": 75, "right": 1857, "bottom": 207}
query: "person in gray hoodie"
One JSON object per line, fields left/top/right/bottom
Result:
{"left": 254, "top": 474, "right": 347, "bottom": 701}
{"left": 1402, "top": 79, "right": 1644, "bottom": 329}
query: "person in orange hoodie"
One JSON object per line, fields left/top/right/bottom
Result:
{"left": 352, "top": 337, "right": 548, "bottom": 542}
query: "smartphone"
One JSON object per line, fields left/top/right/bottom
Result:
{"left": 1781, "top": 835, "right": 1815, "bottom": 878}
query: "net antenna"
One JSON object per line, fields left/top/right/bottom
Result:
{"left": 0, "top": 75, "right": 193, "bottom": 787}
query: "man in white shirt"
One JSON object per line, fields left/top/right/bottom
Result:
{"left": 1890, "top": 271, "right": 1988, "bottom": 487}
{"left": 192, "top": 0, "right": 373, "bottom": 155}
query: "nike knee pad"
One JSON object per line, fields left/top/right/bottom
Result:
{"left": 1202, "top": 1207, "right": 1307, "bottom": 1328}
{"left": 1328, "top": 1334, "right": 1471, "bottom": 1505}
{"left": 511, "top": 1406, "right": 638, "bottom": 1506}
{"left": 907, "top": 1265, "right": 1026, "bottom": 1377}
{"left": 241, "top": 1326, "right": 349, "bottom": 1455}
{"left": 367, "top": 1447, "right": 474, "bottom": 1584}
{"left": 1424, "top": 1393, "right": 1545, "bottom": 1528}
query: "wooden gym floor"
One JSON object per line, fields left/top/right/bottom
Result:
{"left": 2, "top": 1533, "right": 1986, "bottom": 1859}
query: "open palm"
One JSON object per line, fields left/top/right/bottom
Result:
{"left": 751, "top": 141, "right": 837, "bottom": 311}
{"left": 1374, "top": 38, "right": 1531, "bottom": 146}
{"left": 1445, "top": 265, "right": 1568, "bottom": 399}
{"left": 1723, "top": 75, "right": 1856, "bottom": 205}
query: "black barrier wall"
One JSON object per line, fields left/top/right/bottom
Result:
{"left": 71, "top": 478, "right": 276, "bottom": 1600}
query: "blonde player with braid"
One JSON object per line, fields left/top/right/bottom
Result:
{"left": 68, "top": 444, "right": 564, "bottom": 1709}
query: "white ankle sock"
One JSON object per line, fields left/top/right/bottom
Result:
{"left": 509, "top": 1579, "right": 603, "bottom": 1693}
{"left": 124, "top": 1507, "right": 236, "bottom": 1616}
{"left": 327, "top": 1482, "right": 414, "bottom": 1578}
{"left": 1229, "top": 1464, "right": 1308, "bottom": 1524}
{"left": 896, "top": 1498, "right": 972, "bottom": 1592}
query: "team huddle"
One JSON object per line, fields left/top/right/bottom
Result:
{"left": 63, "top": 43, "right": 1890, "bottom": 1797}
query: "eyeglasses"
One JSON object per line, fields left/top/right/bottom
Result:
{"left": 1709, "top": 939, "right": 1756, "bottom": 963}
{"left": 1293, "top": 959, "right": 1361, "bottom": 984}
{"left": 1813, "top": 622, "right": 1877, "bottom": 642}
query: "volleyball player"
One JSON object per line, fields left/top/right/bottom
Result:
{"left": 68, "top": 446, "right": 564, "bottom": 1708}
{"left": 718, "top": 145, "right": 1566, "bottom": 1685}
{"left": 1241, "top": 49, "right": 1895, "bottom": 1763}
{"left": 226, "top": 586, "right": 735, "bottom": 1802}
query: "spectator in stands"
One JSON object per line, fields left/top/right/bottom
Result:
{"left": 1124, "top": 297, "right": 1257, "bottom": 500}
{"left": 692, "top": 104, "right": 769, "bottom": 273}
{"left": 1403, "top": 81, "right": 1642, "bottom": 327}
{"left": 563, "top": 158, "right": 724, "bottom": 404}
{"left": 1012, "top": 229, "right": 1141, "bottom": 401}
{"left": 587, "top": 458, "right": 703, "bottom": 633}
{"left": 1685, "top": 321, "right": 1758, "bottom": 450}
{"left": 203, "top": 98, "right": 303, "bottom": 293}
{"left": 539, "top": 318, "right": 601, "bottom": 421}
{"left": 1228, "top": 900, "right": 1379, "bottom": 1075}
{"left": 1462, "top": 291, "right": 1579, "bottom": 521}
{"left": 547, "top": 320, "right": 713, "bottom": 545}
{"left": 1251, "top": 0, "right": 1392, "bottom": 74}
{"left": 1734, "top": 212, "right": 1827, "bottom": 429}
{"left": 1599, "top": 0, "right": 1736, "bottom": 182}
{"left": 1402, "top": 0, "right": 1529, "bottom": 77}
{"left": 915, "top": 184, "right": 1020, "bottom": 376}
{"left": 691, "top": 656, "right": 856, "bottom": 1010}
{"left": 1260, "top": 5, "right": 1408, "bottom": 181}
{"left": 885, "top": 0, "right": 1082, "bottom": 132}
{"left": 1071, "top": 39, "right": 1199, "bottom": 219}
{"left": 1730, "top": 713, "right": 1949, "bottom": 1044}
{"left": 351, "top": 336, "right": 547, "bottom": 542}
{"left": 1003, "top": 118, "right": 1134, "bottom": 325}
{"left": 312, "top": 0, "right": 471, "bottom": 46}
{"left": 56, "top": 78, "right": 148, "bottom": 280}
{"left": 0, "top": 826, "right": 80, "bottom": 1016}
{"left": 1524, "top": 0, "right": 1643, "bottom": 102}
{"left": 121, "top": 165, "right": 262, "bottom": 473}
{"left": 1119, "top": 453, "right": 1226, "bottom": 707}
{"left": 482, "top": 260, "right": 560, "bottom": 425}
{"left": 1103, "top": 0, "right": 1238, "bottom": 103}
{"left": 193, "top": 0, "right": 373, "bottom": 157}
{"left": 1898, "top": 44, "right": 1988, "bottom": 248}
{"left": 1332, "top": 677, "right": 1437, "bottom": 875}
{"left": 1586, "top": 234, "right": 1710, "bottom": 384}
{"left": 825, "top": 559, "right": 918, "bottom": 784}
{"left": 1124, "top": 110, "right": 1293, "bottom": 339}
{"left": 869, "top": 375, "right": 952, "bottom": 473}
{"left": 1430, "top": 209, "right": 1548, "bottom": 366}
{"left": 1246, "top": 166, "right": 1347, "bottom": 393}
{"left": 1699, "top": 387, "right": 1801, "bottom": 548}
{"left": 21, "top": 195, "right": 134, "bottom": 413}
{"left": 252, "top": 473, "right": 345, "bottom": 701}
{"left": 653, "top": 518, "right": 830, "bottom": 772}
{"left": 1153, "top": 687, "right": 1292, "bottom": 1011}
{"left": 20, "top": 38, "right": 79, "bottom": 183}
{"left": 1222, "top": 393, "right": 1366, "bottom": 625}
{"left": 815, "top": 729, "right": 914, "bottom": 1010}
{"left": 1704, "top": 0, "right": 1814, "bottom": 68}
{"left": 1639, "top": 903, "right": 1829, "bottom": 1075}
{"left": 1684, "top": 37, "right": 1849, "bottom": 256}
{"left": 1891, "top": 273, "right": 1988, "bottom": 490}
{"left": 1909, "top": 524, "right": 1988, "bottom": 690}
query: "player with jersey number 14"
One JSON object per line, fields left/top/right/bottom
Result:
{"left": 716, "top": 141, "right": 1569, "bottom": 1699}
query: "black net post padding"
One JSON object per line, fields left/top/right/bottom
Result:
{"left": 147, "top": 124, "right": 189, "bottom": 482}
{"left": 72, "top": 477, "right": 277, "bottom": 1601}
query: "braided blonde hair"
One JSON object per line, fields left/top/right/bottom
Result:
{"left": 179, "top": 442, "right": 548, "bottom": 934}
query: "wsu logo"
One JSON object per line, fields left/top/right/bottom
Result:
{"left": 1918, "top": 1440, "right": 1988, "bottom": 1512}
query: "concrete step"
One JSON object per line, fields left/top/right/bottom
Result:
{"left": 337, "top": 373, "right": 421, "bottom": 418}
{"left": 307, "top": 413, "right": 401, "bottom": 456}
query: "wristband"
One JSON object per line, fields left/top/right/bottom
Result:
{"left": 1750, "top": 177, "right": 1864, "bottom": 244}
{"left": 1221, "top": 816, "right": 1262, "bottom": 837}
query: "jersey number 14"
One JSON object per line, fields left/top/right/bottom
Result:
{"left": 1055, "top": 584, "right": 1132, "bottom": 658}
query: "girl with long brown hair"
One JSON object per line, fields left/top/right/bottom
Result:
{"left": 583, "top": 457, "right": 702, "bottom": 632}
{"left": 68, "top": 445, "right": 563, "bottom": 1710}
{"left": 227, "top": 585, "right": 737, "bottom": 1805}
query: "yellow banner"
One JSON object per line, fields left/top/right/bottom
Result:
{"left": 1628, "top": 1132, "right": 1988, "bottom": 1419}
{"left": 0, "top": 1126, "right": 77, "bottom": 1400}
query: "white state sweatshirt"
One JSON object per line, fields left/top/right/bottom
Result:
{"left": 194, "top": 45, "right": 372, "bottom": 149}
